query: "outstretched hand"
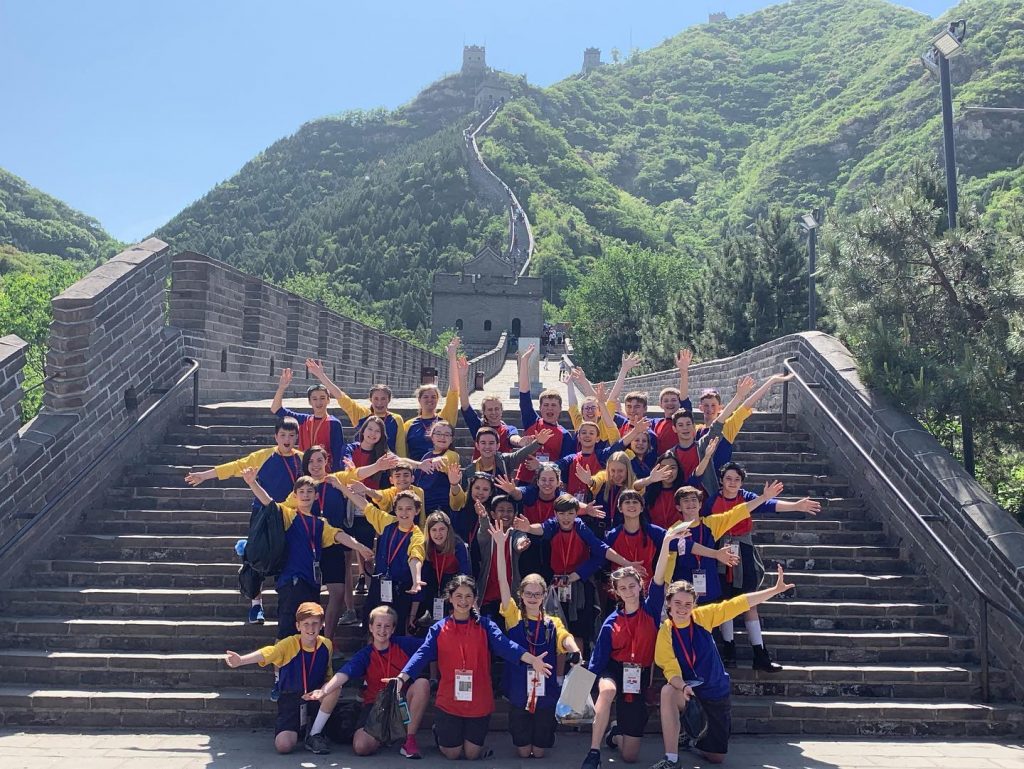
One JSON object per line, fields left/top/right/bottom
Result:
{"left": 773, "top": 564, "right": 795, "bottom": 595}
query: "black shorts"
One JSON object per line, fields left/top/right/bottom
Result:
{"left": 739, "top": 541, "right": 758, "bottom": 593}
{"left": 276, "top": 578, "right": 321, "bottom": 639}
{"left": 601, "top": 661, "right": 650, "bottom": 738}
{"left": 346, "top": 516, "right": 376, "bottom": 548}
{"left": 508, "top": 705, "right": 557, "bottom": 748}
{"left": 562, "top": 580, "right": 596, "bottom": 641}
{"left": 433, "top": 709, "right": 490, "bottom": 748}
{"left": 321, "top": 545, "right": 347, "bottom": 585}
{"left": 694, "top": 694, "right": 731, "bottom": 755}
{"left": 355, "top": 702, "right": 375, "bottom": 731}
{"left": 275, "top": 692, "right": 318, "bottom": 736}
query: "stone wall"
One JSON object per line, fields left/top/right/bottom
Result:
{"left": 170, "top": 251, "right": 448, "bottom": 404}
{"left": 611, "top": 331, "right": 1024, "bottom": 698}
{"left": 0, "top": 239, "right": 188, "bottom": 585}
{"left": 465, "top": 331, "right": 508, "bottom": 387}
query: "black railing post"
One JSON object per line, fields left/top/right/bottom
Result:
{"left": 192, "top": 367, "right": 200, "bottom": 426}
{"left": 781, "top": 379, "right": 790, "bottom": 433}
{"left": 980, "top": 600, "right": 990, "bottom": 702}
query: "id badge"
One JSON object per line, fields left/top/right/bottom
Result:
{"left": 526, "top": 667, "right": 546, "bottom": 698}
{"left": 557, "top": 577, "right": 572, "bottom": 603}
{"left": 455, "top": 669, "right": 473, "bottom": 702}
{"left": 312, "top": 561, "right": 323, "bottom": 586}
{"left": 692, "top": 569, "right": 707, "bottom": 596}
{"left": 623, "top": 663, "right": 642, "bottom": 695}
{"left": 380, "top": 578, "right": 393, "bottom": 604}
{"left": 398, "top": 698, "right": 411, "bottom": 725}
{"left": 536, "top": 453, "right": 550, "bottom": 465}
{"left": 432, "top": 597, "right": 445, "bottom": 621}
{"left": 299, "top": 700, "right": 309, "bottom": 728}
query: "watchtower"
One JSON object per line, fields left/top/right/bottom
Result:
{"left": 462, "top": 45, "right": 487, "bottom": 75}
{"left": 582, "top": 47, "right": 602, "bottom": 73}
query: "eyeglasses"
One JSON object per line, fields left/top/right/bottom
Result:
{"left": 521, "top": 591, "right": 545, "bottom": 599}
{"left": 433, "top": 432, "right": 453, "bottom": 438}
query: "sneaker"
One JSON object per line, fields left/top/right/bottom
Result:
{"left": 604, "top": 721, "right": 620, "bottom": 750}
{"left": 650, "top": 759, "right": 678, "bottom": 769}
{"left": 721, "top": 639, "right": 736, "bottom": 668}
{"left": 305, "top": 732, "right": 331, "bottom": 754}
{"left": 751, "top": 643, "right": 783, "bottom": 672}
{"left": 248, "top": 604, "right": 265, "bottom": 624}
{"left": 270, "top": 681, "right": 280, "bottom": 702}
{"left": 678, "top": 734, "right": 692, "bottom": 752}
{"left": 581, "top": 748, "right": 601, "bottom": 769}
{"left": 339, "top": 609, "right": 359, "bottom": 626}
{"left": 400, "top": 734, "right": 422, "bottom": 759}
{"left": 355, "top": 574, "right": 368, "bottom": 595}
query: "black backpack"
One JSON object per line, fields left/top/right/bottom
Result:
{"left": 237, "top": 502, "right": 287, "bottom": 598}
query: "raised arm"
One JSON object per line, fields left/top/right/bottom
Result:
{"left": 608, "top": 352, "right": 642, "bottom": 405}
{"left": 743, "top": 373, "right": 795, "bottom": 410}
{"left": 271, "top": 368, "right": 293, "bottom": 414}
{"left": 489, "top": 520, "right": 514, "bottom": 608}
{"left": 675, "top": 349, "right": 692, "bottom": 403}
{"left": 456, "top": 354, "right": 471, "bottom": 411}
{"left": 518, "top": 343, "right": 536, "bottom": 393}
{"left": 714, "top": 375, "right": 756, "bottom": 426}
{"left": 305, "top": 358, "right": 345, "bottom": 403}
{"left": 241, "top": 467, "right": 272, "bottom": 506}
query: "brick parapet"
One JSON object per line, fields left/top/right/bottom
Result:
{"left": 169, "top": 251, "right": 448, "bottom": 403}
{"left": 611, "top": 331, "right": 1024, "bottom": 698}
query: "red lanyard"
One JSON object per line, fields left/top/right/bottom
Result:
{"left": 672, "top": 622, "right": 697, "bottom": 676}
{"left": 452, "top": 619, "right": 477, "bottom": 669}
{"left": 300, "top": 639, "right": 320, "bottom": 693}
{"left": 557, "top": 529, "right": 578, "bottom": 573}
{"left": 295, "top": 511, "right": 319, "bottom": 558}
{"left": 282, "top": 452, "right": 301, "bottom": 485}
{"left": 433, "top": 553, "right": 450, "bottom": 586}
{"left": 623, "top": 610, "right": 642, "bottom": 662}
{"left": 523, "top": 611, "right": 546, "bottom": 656}
{"left": 694, "top": 524, "right": 704, "bottom": 567}
{"left": 385, "top": 527, "right": 412, "bottom": 570}
{"left": 375, "top": 645, "right": 399, "bottom": 678}
{"left": 303, "top": 417, "right": 328, "bottom": 452}
{"left": 317, "top": 482, "right": 328, "bottom": 515}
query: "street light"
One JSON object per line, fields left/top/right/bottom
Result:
{"left": 921, "top": 18, "right": 974, "bottom": 477}
{"left": 920, "top": 19, "right": 967, "bottom": 232}
{"left": 798, "top": 210, "right": 821, "bottom": 331}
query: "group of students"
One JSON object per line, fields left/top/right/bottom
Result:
{"left": 188, "top": 339, "right": 820, "bottom": 767}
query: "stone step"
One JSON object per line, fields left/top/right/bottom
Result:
{"left": 0, "top": 684, "right": 1019, "bottom": 735}
{"left": 0, "top": 615, "right": 976, "bottom": 662}
{"left": 53, "top": 533, "right": 909, "bottom": 572}
{"left": 81, "top": 510, "right": 880, "bottom": 545}
{"left": 193, "top": 406, "right": 799, "bottom": 430}
{"left": 0, "top": 649, "right": 1007, "bottom": 700}
{"left": 0, "top": 586, "right": 949, "bottom": 631}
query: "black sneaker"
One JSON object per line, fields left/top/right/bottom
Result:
{"left": 355, "top": 574, "right": 368, "bottom": 595}
{"left": 751, "top": 643, "right": 783, "bottom": 672}
{"left": 650, "top": 758, "right": 678, "bottom": 769}
{"left": 678, "top": 733, "right": 693, "bottom": 751}
{"left": 581, "top": 748, "right": 601, "bottom": 769}
{"left": 305, "top": 732, "right": 330, "bottom": 754}
{"left": 604, "top": 721, "right": 620, "bottom": 750}
{"left": 721, "top": 640, "right": 736, "bottom": 668}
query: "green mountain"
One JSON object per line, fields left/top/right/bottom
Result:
{"left": 0, "top": 168, "right": 120, "bottom": 272}
{"left": 155, "top": 0, "right": 1023, "bottom": 340}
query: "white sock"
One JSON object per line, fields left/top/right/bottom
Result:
{"left": 720, "top": 619, "right": 734, "bottom": 642}
{"left": 251, "top": 599, "right": 262, "bottom": 606}
{"left": 666, "top": 753, "right": 678, "bottom": 763}
{"left": 746, "top": 619, "right": 763, "bottom": 645}
{"left": 309, "top": 708, "right": 331, "bottom": 736}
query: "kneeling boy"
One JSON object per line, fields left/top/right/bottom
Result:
{"left": 225, "top": 602, "right": 337, "bottom": 755}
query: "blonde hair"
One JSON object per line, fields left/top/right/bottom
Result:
{"left": 538, "top": 388, "right": 563, "bottom": 407}
{"left": 481, "top": 393, "right": 503, "bottom": 408}
{"left": 368, "top": 605, "right": 398, "bottom": 627}
{"left": 605, "top": 451, "right": 636, "bottom": 489}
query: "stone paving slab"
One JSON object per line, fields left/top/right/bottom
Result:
{"left": 0, "top": 730, "right": 1020, "bottom": 769}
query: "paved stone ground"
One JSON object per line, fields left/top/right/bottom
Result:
{"left": 0, "top": 730, "right": 1020, "bottom": 769}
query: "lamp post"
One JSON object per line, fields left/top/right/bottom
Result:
{"left": 798, "top": 210, "right": 821, "bottom": 331}
{"left": 921, "top": 19, "right": 967, "bottom": 231}
{"left": 922, "top": 19, "right": 974, "bottom": 476}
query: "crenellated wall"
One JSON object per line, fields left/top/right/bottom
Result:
{"left": 0, "top": 241, "right": 455, "bottom": 587}
{"left": 170, "top": 251, "right": 448, "bottom": 403}
{"left": 609, "top": 331, "right": 1024, "bottom": 698}
{"left": 0, "top": 239, "right": 187, "bottom": 584}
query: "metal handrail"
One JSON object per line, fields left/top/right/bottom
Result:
{"left": 0, "top": 357, "right": 200, "bottom": 560}
{"left": 781, "top": 356, "right": 1024, "bottom": 702}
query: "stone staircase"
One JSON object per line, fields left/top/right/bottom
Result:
{"left": 0, "top": 403, "right": 1021, "bottom": 736}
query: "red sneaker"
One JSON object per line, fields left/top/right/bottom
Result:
{"left": 400, "top": 734, "right": 422, "bottom": 760}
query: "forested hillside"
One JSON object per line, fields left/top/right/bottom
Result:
{"left": 156, "top": 72, "right": 524, "bottom": 336}
{"left": 0, "top": 168, "right": 122, "bottom": 418}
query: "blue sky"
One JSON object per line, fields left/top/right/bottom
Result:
{"left": 1, "top": 0, "right": 952, "bottom": 241}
